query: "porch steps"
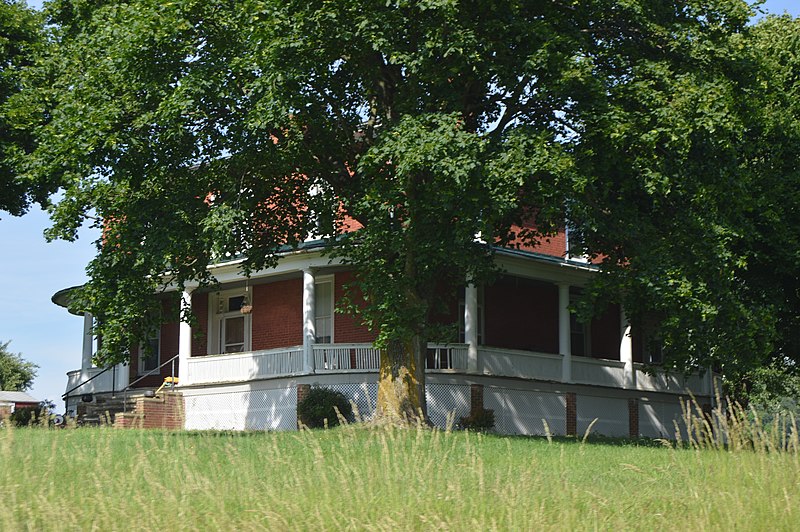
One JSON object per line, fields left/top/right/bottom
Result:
{"left": 113, "top": 392, "right": 185, "bottom": 430}
{"left": 76, "top": 394, "right": 142, "bottom": 426}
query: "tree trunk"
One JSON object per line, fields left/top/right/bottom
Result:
{"left": 376, "top": 334, "right": 428, "bottom": 424}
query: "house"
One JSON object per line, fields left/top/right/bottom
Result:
{"left": 53, "top": 227, "right": 713, "bottom": 437}
{"left": 0, "top": 391, "right": 39, "bottom": 418}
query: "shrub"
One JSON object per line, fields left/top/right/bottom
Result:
{"left": 10, "top": 406, "right": 43, "bottom": 427}
{"left": 459, "top": 408, "right": 495, "bottom": 432}
{"left": 297, "top": 387, "right": 353, "bottom": 429}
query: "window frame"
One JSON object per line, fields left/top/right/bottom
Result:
{"left": 208, "top": 289, "right": 253, "bottom": 355}
{"left": 138, "top": 329, "right": 161, "bottom": 375}
{"left": 314, "top": 275, "right": 335, "bottom": 344}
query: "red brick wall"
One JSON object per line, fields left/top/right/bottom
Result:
{"left": 484, "top": 276, "right": 559, "bottom": 353}
{"left": 506, "top": 213, "right": 567, "bottom": 258}
{"left": 252, "top": 279, "right": 304, "bottom": 350}
{"left": 529, "top": 230, "right": 567, "bottom": 258}
{"left": 115, "top": 392, "right": 184, "bottom": 430}
{"left": 590, "top": 304, "right": 621, "bottom": 360}
{"left": 334, "top": 271, "right": 377, "bottom": 343}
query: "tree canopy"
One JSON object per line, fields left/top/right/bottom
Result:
{"left": 0, "top": 0, "right": 43, "bottom": 215}
{"left": 10, "top": 0, "right": 800, "bottom": 408}
{"left": 0, "top": 340, "right": 37, "bottom": 391}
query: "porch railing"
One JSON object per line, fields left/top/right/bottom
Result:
{"left": 313, "top": 343, "right": 380, "bottom": 371}
{"left": 185, "top": 346, "right": 304, "bottom": 385}
{"left": 479, "top": 347, "right": 562, "bottom": 381}
{"left": 177, "top": 342, "right": 711, "bottom": 395}
{"left": 64, "top": 364, "right": 128, "bottom": 398}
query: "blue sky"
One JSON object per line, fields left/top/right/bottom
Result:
{"left": 3, "top": 0, "right": 799, "bottom": 408}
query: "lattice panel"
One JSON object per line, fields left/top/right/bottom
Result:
{"left": 184, "top": 386, "right": 296, "bottom": 431}
{"left": 425, "top": 383, "right": 470, "bottom": 429}
{"left": 485, "top": 387, "right": 566, "bottom": 436}
{"left": 577, "top": 395, "right": 628, "bottom": 437}
{"left": 325, "top": 382, "right": 378, "bottom": 421}
{"left": 640, "top": 400, "right": 685, "bottom": 439}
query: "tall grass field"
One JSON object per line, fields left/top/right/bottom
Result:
{"left": 1, "top": 413, "right": 799, "bottom": 530}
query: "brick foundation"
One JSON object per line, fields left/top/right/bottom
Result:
{"left": 470, "top": 384, "right": 484, "bottom": 416}
{"left": 297, "top": 384, "right": 311, "bottom": 405}
{"left": 114, "top": 392, "right": 185, "bottom": 430}
{"left": 628, "top": 398, "right": 639, "bottom": 438}
{"left": 566, "top": 392, "right": 577, "bottom": 436}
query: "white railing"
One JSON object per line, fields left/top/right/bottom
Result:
{"left": 186, "top": 346, "right": 304, "bottom": 385}
{"left": 427, "top": 344, "right": 468, "bottom": 370}
{"left": 635, "top": 365, "right": 711, "bottom": 395}
{"left": 572, "top": 357, "right": 626, "bottom": 388}
{"left": 174, "top": 341, "right": 710, "bottom": 396}
{"left": 314, "top": 344, "right": 380, "bottom": 371}
{"left": 65, "top": 364, "right": 128, "bottom": 396}
{"left": 479, "top": 347, "right": 562, "bottom": 381}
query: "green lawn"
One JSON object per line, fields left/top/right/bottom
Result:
{"left": 1, "top": 424, "right": 798, "bottom": 530}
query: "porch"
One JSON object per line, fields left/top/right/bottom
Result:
{"left": 181, "top": 342, "right": 712, "bottom": 396}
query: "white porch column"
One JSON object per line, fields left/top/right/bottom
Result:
{"left": 703, "top": 365, "right": 714, "bottom": 397}
{"left": 464, "top": 281, "right": 479, "bottom": 373}
{"left": 82, "top": 312, "right": 94, "bottom": 370}
{"left": 558, "top": 283, "right": 572, "bottom": 383}
{"left": 177, "top": 286, "right": 196, "bottom": 386}
{"left": 620, "top": 306, "right": 635, "bottom": 389}
{"left": 302, "top": 269, "right": 316, "bottom": 373}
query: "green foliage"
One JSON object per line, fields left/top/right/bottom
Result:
{"left": 9, "top": 0, "right": 799, "bottom": 402}
{"left": 8, "top": 400, "right": 51, "bottom": 427}
{"left": 459, "top": 408, "right": 494, "bottom": 432}
{"left": 0, "top": 340, "right": 37, "bottom": 391}
{"left": 0, "top": 0, "right": 43, "bottom": 216}
{"left": 296, "top": 387, "right": 353, "bottom": 429}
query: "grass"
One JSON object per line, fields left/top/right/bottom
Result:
{"left": 2, "top": 418, "right": 799, "bottom": 531}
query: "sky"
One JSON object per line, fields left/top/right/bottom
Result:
{"left": 2, "top": 0, "right": 799, "bottom": 409}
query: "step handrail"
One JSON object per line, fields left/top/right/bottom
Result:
{"left": 124, "top": 354, "right": 180, "bottom": 392}
{"left": 122, "top": 354, "right": 180, "bottom": 413}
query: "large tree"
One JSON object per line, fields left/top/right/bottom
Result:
{"left": 0, "top": 0, "right": 43, "bottom": 215}
{"left": 0, "top": 340, "right": 37, "bottom": 391}
{"left": 15, "top": 0, "right": 795, "bottom": 415}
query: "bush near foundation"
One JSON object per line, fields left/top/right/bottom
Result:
{"left": 297, "top": 387, "right": 353, "bottom": 428}
{"left": 459, "top": 408, "right": 495, "bottom": 432}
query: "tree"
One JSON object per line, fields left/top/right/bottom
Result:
{"left": 0, "top": 340, "right": 37, "bottom": 391}
{"left": 566, "top": 11, "right": 800, "bottom": 400}
{"left": 15, "top": 0, "right": 793, "bottom": 417}
{"left": 0, "top": 0, "right": 43, "bottom": 215}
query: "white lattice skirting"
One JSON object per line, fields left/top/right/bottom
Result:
{"left": 180, "top": 376, "right": 688, "bottom": 437}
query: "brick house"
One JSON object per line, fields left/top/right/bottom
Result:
{"left": 54, "top": 227, "right": 713, "bottom": 437}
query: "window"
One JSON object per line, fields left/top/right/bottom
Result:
{"left": 211, "top": 290, "right": 252, "bottom": 354}
{"left": 315, "top": 277, "right": 334, "bottom": 343}
{"left": 139, "top": 330, "right": 160, "bottom": 374}
{"left": 642, "top": 333, "right": 664, "bottom": 364}
{"left": 565, "top": 221, "right": 589, "bottom": 263}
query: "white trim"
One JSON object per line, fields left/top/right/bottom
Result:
{"left": 558, "top": 283, "right": 572, "bottom": 382}
{"left": 302, "top": 269, "right": 316, "bottom": 373}
{"left": 177, "top": 286, "right": 196, "bottom": 386}
{"left": 82, "top": 312, "right": 94, "bottom": 370}
{"left": 620, "top": 307, "right": 635, "bottom": 389}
